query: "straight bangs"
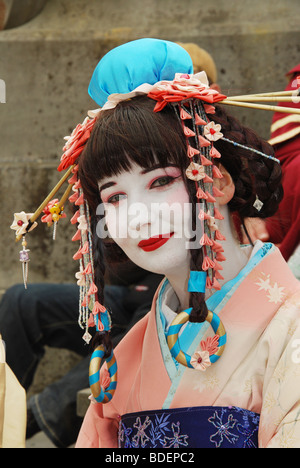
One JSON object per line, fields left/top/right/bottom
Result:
{"left": 79, "top": 95, "right": 188, "bottom": 212}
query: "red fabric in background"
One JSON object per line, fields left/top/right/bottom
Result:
{"left": 265, "top": 66, "right": 300, "bottom": 261}
{"left": 266, "top": 137, "right": 300, "bottom": 260}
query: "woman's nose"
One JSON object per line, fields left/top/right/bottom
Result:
{"left": 128, "top": 202, "right": 152, "bottom": 234}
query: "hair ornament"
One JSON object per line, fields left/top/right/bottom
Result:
{"left": 10, "top": 212, "right": 38, "bottom": 288}
{"left": 41, "top": 182, "right": 72, "bottom": 240}
{"left": 167, "top": 308, "right": 227, "bottom": 371}
{"left": 75, "top": 188, "right": 110, "bottom": 344}
{"left": 200, "top": 154, "right": 213, "bottom": 166}
{"left": 146, "top": 73, "right": 229, "bottom": 291}
{"left": 187, "top": 145, "right": 200, "bottom": 158}
{"left": 89, "top": 345, "right": 117, "bottom": 403}
{"left": 253, "top": 196, "right": 264, "bottom": 212}
{"left": 203, "top": 121, "right": 223, "bottom": 141}
{"left": 185, "top": 162, "right": 206, "bottom": 181}
{"left": 10, "top": 212, "right": 38, "bottom": 238}
{"left": 221, "top": 136, "right": 280, "bottom": 163}
{"left": 58, "top": 117, "right": 96, "bottom": 172}
{"left": 188, "top": 271, "right": 207, "bottom": 293}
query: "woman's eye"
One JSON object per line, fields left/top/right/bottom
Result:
{"left": 107, "top": 193, "right": 127, "bottom": 204}
{"left": 150, "top": 176, "right": 176, "bottom": 188}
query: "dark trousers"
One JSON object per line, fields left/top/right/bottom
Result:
{"left": 0, "top": 275, "right": 161, "bottom": 447}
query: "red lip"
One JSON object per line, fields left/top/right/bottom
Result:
{"left": 138, "top": 233, "right": 174, "bottom": 251}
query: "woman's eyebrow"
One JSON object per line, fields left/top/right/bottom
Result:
{"left": 140, "top": 163, "right": 177, "bottom": 174}
{"left": 99, "top": 181, "right": 116, "bottom": 192}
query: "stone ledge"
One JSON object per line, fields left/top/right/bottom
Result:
{"left": 1, "top": 0, "right": 299, "bottom": 40}
{"left": 27, "top": 346, "right": 82, "bottom": 399}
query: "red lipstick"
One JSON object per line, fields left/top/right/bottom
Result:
{"left": 138, "top": 233, "right": 174, "bottom": 252}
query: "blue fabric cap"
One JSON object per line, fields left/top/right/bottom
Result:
{"left": 88, "top": 38, "right": 194, "bottom": 107}
{"left": 188, "top": 271, "right": 207, "bottom": 293}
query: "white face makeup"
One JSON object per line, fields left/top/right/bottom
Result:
{"left": 98, "top": 162, "right": 192, "bottom": 277}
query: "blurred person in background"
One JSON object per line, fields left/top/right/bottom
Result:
{"left": 244, "top": 65, "right": 300, "bottom": 277}
{"left": 266, "top": 64, "right": 300, "bottom": 264}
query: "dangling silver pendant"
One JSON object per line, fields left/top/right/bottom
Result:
{"left": 19, "top": 236, "right": 30, "bottom": 289}
{"left": 83, "top": 330, "right": 92, "bottom": 344}
{"left": 52, "top": 220, "right": 58, "bottom": 240}
{"left": 253, "top": 195, "right": 264, "bottom": 212}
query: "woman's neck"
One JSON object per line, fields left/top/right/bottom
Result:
{"left": 165, "top": 204, "right": 253, "bottom": 309}
{"left": 165, "top": 263, "right": 190, "bottom": 312}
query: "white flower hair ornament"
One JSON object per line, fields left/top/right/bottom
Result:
{"left": 10, "top": 212, "right": 38, "bottom": 237}
{"left": 10, "top": 212, "right": 38, "bottom": 288}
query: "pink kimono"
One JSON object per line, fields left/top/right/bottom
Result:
{"left": 76, "top": 243, "right": 300, "bottom": 448}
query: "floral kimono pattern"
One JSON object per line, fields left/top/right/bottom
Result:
{"left": 119, "top": 406, "right": 260, "bottom": 448}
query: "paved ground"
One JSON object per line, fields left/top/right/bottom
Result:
{"left": 26, "top": 432, "right": 56, "bottom": 448}
{"left": 26, "top": 432, "right": 74, "bottom": 448}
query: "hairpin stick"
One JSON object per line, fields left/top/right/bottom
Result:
{"left": 15, "top": 164, "right": 75, "bottom": 242}
{"left": 226, "top": 89, "right": 299, "bottom": 100}
{"left": 50, "top": 184, "right": 73, "bottom": 239}
{"left": 30, "top": 164, "right": 75, "bottom": 223}
{"left": 225, "top": 96, "right": 300, "bottom": 103}
{"left": 259, "top": 89, "right": 299, "bottom": 97}
{"left": 220, "top": 99, "right": 300, "bottom": 115}
{"left": 57, "top": 183, "right": 73, "bottom": 208}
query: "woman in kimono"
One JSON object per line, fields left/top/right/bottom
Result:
{"left": 68, "top": 39, "right": 300, "bottom": 448}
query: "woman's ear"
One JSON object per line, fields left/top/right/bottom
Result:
{"left": 214, "top": 164, "right": 235, "bottom": 205}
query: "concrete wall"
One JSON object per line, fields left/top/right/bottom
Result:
{"left": 1, "top": 0, "right": 300, "bottom": 292}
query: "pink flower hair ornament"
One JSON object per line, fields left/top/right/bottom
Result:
{"left": 147, "top": 73, "right": 228, "bottom": 291}
{"left": 147, "top": 72, "right": 226, "bottom": 112}
{"left": 41, "top": 199, "right": 67, "bottom": 225}
{"left": 58, "top": 116, "right": 96, "bottom": 172}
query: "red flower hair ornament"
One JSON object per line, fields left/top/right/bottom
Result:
{"left": 57, "top": 72, "right": 226, "bottom": 174}
{"left": 58, "top": 116, "right": 96, "bottom": 172}
{"left": 148, "top": 72, "right": 226, "bottom": 111}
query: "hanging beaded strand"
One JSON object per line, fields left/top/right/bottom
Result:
{"left": 176, "top": 99, "right": 226, "bottom": 292}
{"left": 195, "top": 100, "right": 226, "bottom": 290}
{"left": 68, "top": 164, "right": 110, "bottom": 343}
{"left": 221, "top": 136, "right": 280, "bottom": 163}
{"left": 67, "top": 166, "right": 90, "bottom": 341}
{"left": 76, "top": 185, "right": 95, "bottom": 344}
